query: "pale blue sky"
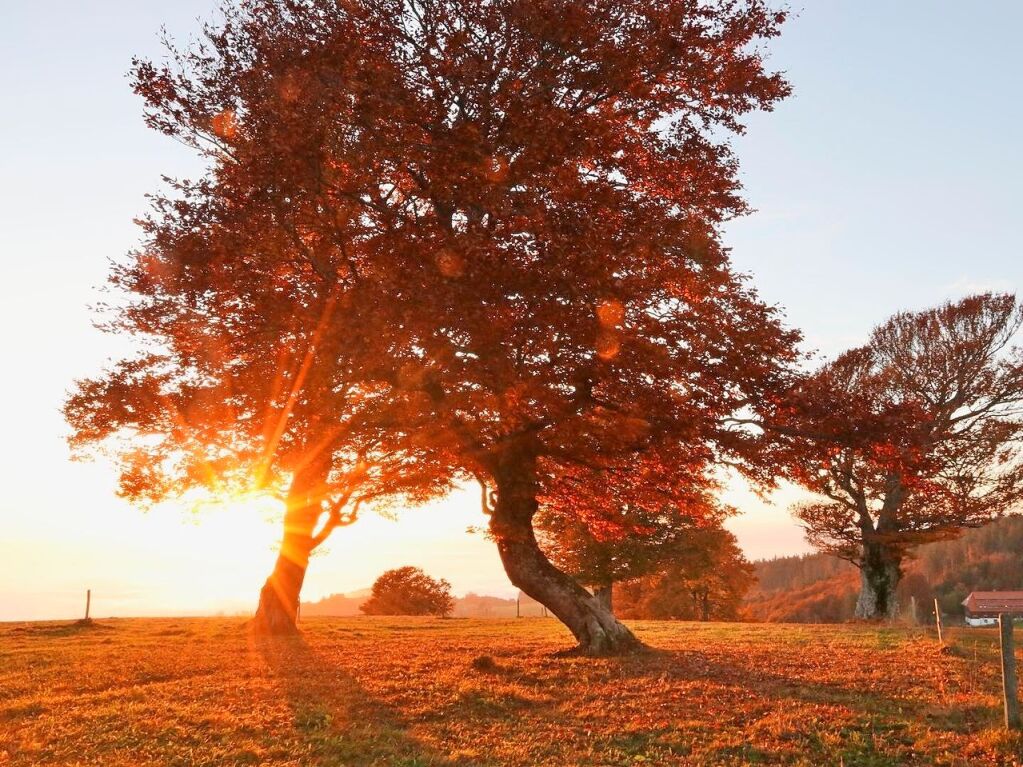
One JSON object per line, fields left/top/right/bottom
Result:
{"left": 1, "top": 2, "right": 1021, "bottom": 619}
{"left": 727, "top": 3, "right": 1023, "bottom": 353}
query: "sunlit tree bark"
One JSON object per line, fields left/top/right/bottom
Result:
{"left": 489, "top": 446, "right": 639, "bottom": 654}
{"left": 253, "top": 457, "right": 331, "bottom": 633}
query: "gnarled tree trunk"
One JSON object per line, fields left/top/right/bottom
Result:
{"left": 252, "top": 459, "right": 328, "bottom": 635}
{"left": 593, "top": 584, "right": 613, "bottom": 612}
{"left": 489, "top": 448, "right": 640, "bottom": 655}
{"left": 854, "top": 542, "right": 902, "bottom": 620}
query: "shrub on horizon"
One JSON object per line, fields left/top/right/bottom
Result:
{"left": 360, "top": 567, "right": 454, "bottom": 617}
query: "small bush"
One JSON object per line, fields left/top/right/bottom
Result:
{"left": 360, "top": 566, "right": 454, "bottom": 617}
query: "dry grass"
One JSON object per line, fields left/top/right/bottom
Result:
{"left": 0, "top": 617, "right": 1021, "bottom": 766}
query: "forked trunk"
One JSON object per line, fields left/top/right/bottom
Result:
{"left": 489, "top": 450, "right": 640, "bottom": 655}
{"left": 854, "top": 543, "right": 902, "bottom": 620}
{"left": 593, "top": 584, "right": 613, "bottom": 612}
{"left": 252, "top": 460, "right": 327, "bottom": 635}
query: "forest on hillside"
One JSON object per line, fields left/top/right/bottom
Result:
{"left": 746, "top": 514, "right": 1023, "bottom": 623}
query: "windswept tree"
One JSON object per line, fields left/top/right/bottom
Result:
{"left": 778, "top": 294, "right": 1023, "bottom": 619}
{"left": 361, "top": 566, "right": 454, "bottom": 616}
{"left": 70, "top": 0, "right": 798, "bottom": 653}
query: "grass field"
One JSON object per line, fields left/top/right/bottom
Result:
{"left": 1, "top": 617, "right": 1021, "bottom": 766}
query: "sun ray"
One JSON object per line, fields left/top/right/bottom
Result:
{"left": 256, "top": 291, "right": 339, "bottom": 487}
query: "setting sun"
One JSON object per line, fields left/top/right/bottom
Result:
{"left": 185, "top": 489, "right": 286, "bottom": 546}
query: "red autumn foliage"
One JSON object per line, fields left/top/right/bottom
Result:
{"left": 65, "top": 0, "right": 798, "bottom": 652}
{"left": 768, "top": 294, "right": 1023, "bottom": 619}
{"left": 535, "top": 446, "right": 742, "bottom": 613}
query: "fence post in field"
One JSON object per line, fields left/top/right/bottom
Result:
{"left": 516, "top": 594, "right": 520, "bottom": 619}
{"left": 85, "top": 589, "right": 91, "bottom": 621}
{"left": 933, "top": 598, "right": 943, "bottom": 645}
{"left": 999, "top": 613, "right": 1021, "bottom": 730}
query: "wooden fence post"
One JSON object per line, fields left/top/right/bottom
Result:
{"left": 934, "top": 598, "right": 943, "bottom": 645}
{"left": 999, "top": 613, "right": 1021, "bottom": 730}
{"left": 85, "top": 589, "right": 91, "bottom": 621}
{"left": 516, "top": 594, "right": 521, "bottom": 619}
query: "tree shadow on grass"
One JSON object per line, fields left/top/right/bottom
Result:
{"left": 484, "top": 645, "right": 987, "bottom": 765}
{"left": 253, "top": 632, "right": 468, "bottom": 767}
{"left": 608, "top": 644, "right": 1001, "bottom": 735}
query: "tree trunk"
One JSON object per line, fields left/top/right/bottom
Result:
{"left": 252, "top": 529, "right": 312, "bottom": 635}
{"left": 251, "top": 460, "right": 328, "bottom": 635}
{"left": 489, "top": 449, "right": 640, "bottom": 655}
{"left": 594, "top": 584, "right": 613, "bottom": 612}
{"left": 854, "top": 543, "right": 902, "bottom": 620}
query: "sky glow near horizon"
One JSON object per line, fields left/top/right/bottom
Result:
{"left": 1, "top": 2, "right": 1021, "bottom": 620}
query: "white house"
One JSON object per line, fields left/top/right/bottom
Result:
{"left": 961, "top": 591, "right": 1023, "bottom": 627}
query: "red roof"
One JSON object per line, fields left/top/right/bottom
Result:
{"left": 961, "top": 591, "right": 1023, "bottom": 614}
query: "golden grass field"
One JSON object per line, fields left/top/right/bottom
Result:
{"left": 1, "top": 616, "right": 1021, "bottom": 766}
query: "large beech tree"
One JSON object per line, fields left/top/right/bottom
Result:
{"left": 69, "top": 0, "right": 799, "bottom": 653}
{"left": 778, "top": 294, "right": 1023, "bottom": 619}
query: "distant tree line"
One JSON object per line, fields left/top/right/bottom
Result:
{"left": 746, "top": 514, "right": 1023, "bottom": 623}
{"left": 303, "top": 589, "right": 523, "bottom": 618}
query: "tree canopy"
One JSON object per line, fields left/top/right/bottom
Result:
{"left": 65, "top": 0, "right": 798, "bottom": 651}
{"left": 536, "top": 447, "right": 734, "bottom": 608}
{"left": 775, "top": 293, "right": 1023, "bottom": 618}
{"left": 615, "top": 525, "right": 753, "bottom": 620}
